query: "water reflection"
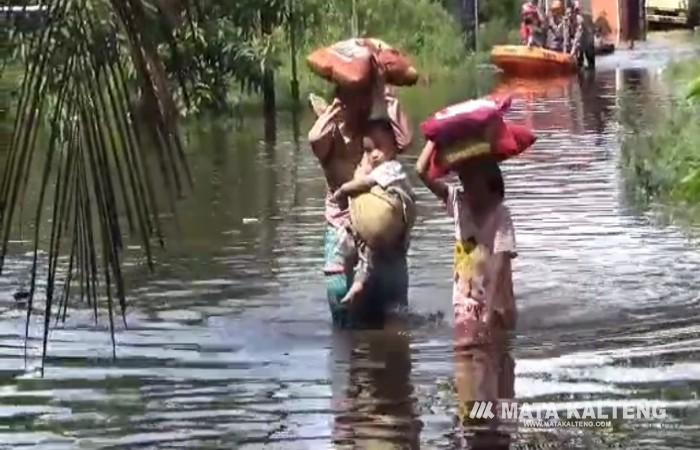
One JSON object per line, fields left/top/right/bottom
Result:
{"left": 619, "top": 67, "right": 650, "bottom": 93}
{"left": 330, "top": 322, "right": 421, "bottom": 449}
{"left": 452, "top": 340, "right": 515, "bottom": 450}
{"left": 578, "top": 71, "right": 617, "bottom": 143}
{"left": 492, "top": 73, "right": 618, "bottom": 143}
{"left": 492, "top": 75, "right": 581, "bottom": 132}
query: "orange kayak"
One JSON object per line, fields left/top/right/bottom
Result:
{"left": 490, "top": 45, "right": 577, "bottom": 77}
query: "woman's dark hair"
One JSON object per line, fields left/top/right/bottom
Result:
{"left": 485, "top": 158, "right": 505, "bottom": 200}
{"left": 365, "top": 119, "right": 398, "bottom": 147}
{"left": 458, "top": 156, "right": 505, "bottom": 200}
{"left": 366, "top": 118, "right": 394, "bottom": 134}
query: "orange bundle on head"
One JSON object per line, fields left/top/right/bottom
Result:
{"left": 307, "top": 38, "right": 419, "bottom": 89}
{"left": 307, "top": 39, "right": 375, "bottom": 89}
{"left": 420, "top": 95, "right": 536, "bottom": 180}
{"left": 361, "top": 38, "right": 419, "bottom": 86}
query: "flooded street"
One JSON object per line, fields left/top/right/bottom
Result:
{"left": 1, "top": 32, "right": 700, "bottom": 449}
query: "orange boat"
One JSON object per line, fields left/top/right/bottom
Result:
{"left": 490, "top": 45, "right": 577, "bottom": 77}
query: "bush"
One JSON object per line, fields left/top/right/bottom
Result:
{"left": 620, "top": 59, "right": 700, "bottom": 210}
{"left": 477, "top": 18, "right": 519, "bottom": 52}
{"left": 621, "top": 101, "right": 700, "bottom": 202}
{"left": 480, "top": 0, "right": 520, "bottom": 27}
{"left": 276, "top": 0, "right": 473, "bottom": 100}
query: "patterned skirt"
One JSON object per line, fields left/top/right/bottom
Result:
{"left": 323, "top": 225, "right": 408, "bottom": 328}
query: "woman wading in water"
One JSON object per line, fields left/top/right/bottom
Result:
{"left": 308, "top": 85, "right": 412, "bottom": 328}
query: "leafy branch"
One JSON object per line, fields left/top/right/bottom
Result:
{"left": 0, "top": 0, "right": 192, "bottom": 371}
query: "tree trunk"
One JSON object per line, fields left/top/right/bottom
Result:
{"left": 288, "top": 0, "right": 300, "bottom": 108}
{"left": 260, "top": 8, "right": 276, "bottom": 116}
{"left": 154, "top": 0, "right": 187, "bottom": 28}
{"left": 262, "top": 67, "right": 276, "bottom": 117}
{"left": 461, "top": 0, "right": 477, "bottom": 50}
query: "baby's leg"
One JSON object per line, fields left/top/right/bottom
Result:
{"left": 340, "top": 244, "right": 370, "bottom": 307}
{"left": 334, "top": 226, "right": 357, "bottom": 265}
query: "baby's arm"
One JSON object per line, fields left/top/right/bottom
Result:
{"left": 331, "top": 176, "right": 377, "bottom": 206}
{"left": 415, "top": 140, "right": 448, "bottom": 202}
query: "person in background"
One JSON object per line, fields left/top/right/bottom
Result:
{"left": 520, "top": 0, "right": 545, "bottom": 47}
{"left": 545, "top": 0, "right": 566, "bottom": 52}
{"left": 308, "top": 85, "right": 412, "bottom": 328}
{"left": 568, "top": 1, "right": 595, "bottom": 69}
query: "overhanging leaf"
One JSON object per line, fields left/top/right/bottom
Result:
{"left": 0, "top": 0, "right": 194, "bottom": 372}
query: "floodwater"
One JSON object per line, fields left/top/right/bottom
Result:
{"left": 1, "top": 32, "right": 700, "bottom": 449}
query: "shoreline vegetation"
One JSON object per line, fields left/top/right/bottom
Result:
{"left": 274, "top": 3, "right": 517, "bottom": 101}
{"left": 178, "top": 0, "right": 519, "bottom": 115}
{"left": 0, "top": 0, "right": 518, "bottom": 117}
{"left": 620, "top": 58, "right": 700, "bottom": 218}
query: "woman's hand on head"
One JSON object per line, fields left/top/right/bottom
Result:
{"left": 416, "top": 140, "right": 449, "bottom": 202}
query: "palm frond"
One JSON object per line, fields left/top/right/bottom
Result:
{"left": 0, "top": 0, "right": 193, "bottom": 371}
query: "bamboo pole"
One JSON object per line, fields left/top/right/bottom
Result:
{"left": 474, "top": 0, "right": 479, "bottom": 51}
{"left": 351, "top": 0, "right": 358, "bottom": 37}
{"left": 288, "top": 0, "right": 299, "bottom": 106}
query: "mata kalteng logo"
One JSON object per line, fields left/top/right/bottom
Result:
{"left": 468, "top": 401, "right": 669, "bottom": 428}
{"left": 469, "top": 401, "right": 496, "bottom": 420}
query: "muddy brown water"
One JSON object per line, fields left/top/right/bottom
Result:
{"left": 1, "top": 32, "right": 700, "bottom": 449}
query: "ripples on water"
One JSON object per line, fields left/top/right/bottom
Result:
{"left": 1, "top": 35, "right": 700, "bottom": 449}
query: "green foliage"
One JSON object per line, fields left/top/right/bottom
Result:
{"left": 477, "top": 18, "right": 520, "bottom": 52}
{"left": 432, "top": 0, "right": 520, "bottom": 26}
{"left": 4, "top": 0, "right": 516, "bottom": 114}
{"left": 674, "top": 52, "right": 700, "bottom": 101}
{"left": 164, "top": 5, "right": 268, "bottom": 114}
{"left": 149, "top": 0, "right": 514, "bottom": 112}
{"left": 480, "top": 0, "right": 521, "bottom": 27}
{"left": 665, "top": 58, "right": 700, "bottom": 84}
{"left": 621, "top": 101, "right": 700, "bottom": 201}
{"left": 620, "top": 60, "right": 700, "bottom": 209}
{"left": 0, "top": 0, "right": 192, "bottom": 369}
{"left": 687, "top": 75, "right": 700, "bottom": 100}
{"left": 159, "top": 0, "right": 299, "bottom": 113}
{"left": 276, "top": 0, "right": 485, "bottom": 100}
{"left": 153, "top": 0, "right": 506, "bottom": 108}
{"left": 300, "top": 0, "right": 466, "bottom": 68}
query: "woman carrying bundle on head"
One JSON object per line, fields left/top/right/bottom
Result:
{"left": 415, "top": 96, "right": 536, "bottom": 426}
{"left": 306, "top": 38, "right": 418, "bottom": 328}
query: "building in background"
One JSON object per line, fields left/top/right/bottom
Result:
{"left": 646, "top": 0, "right": 691, "bottom": 27}
{"left": 589, "top": 0, "right": 646, "bottom": 44}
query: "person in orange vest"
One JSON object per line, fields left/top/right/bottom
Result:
{"left": 567, "top": 1, "right": 595, "bottom": 68}
{"left": 520, "top": 0, "right": 545, "bottom": 47}
{"left": 545, "top": 0, "right": 566, "bottom": 52}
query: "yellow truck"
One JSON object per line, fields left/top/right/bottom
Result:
{"left": 646, "top": 0, "right": 690, "bottom": 26}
